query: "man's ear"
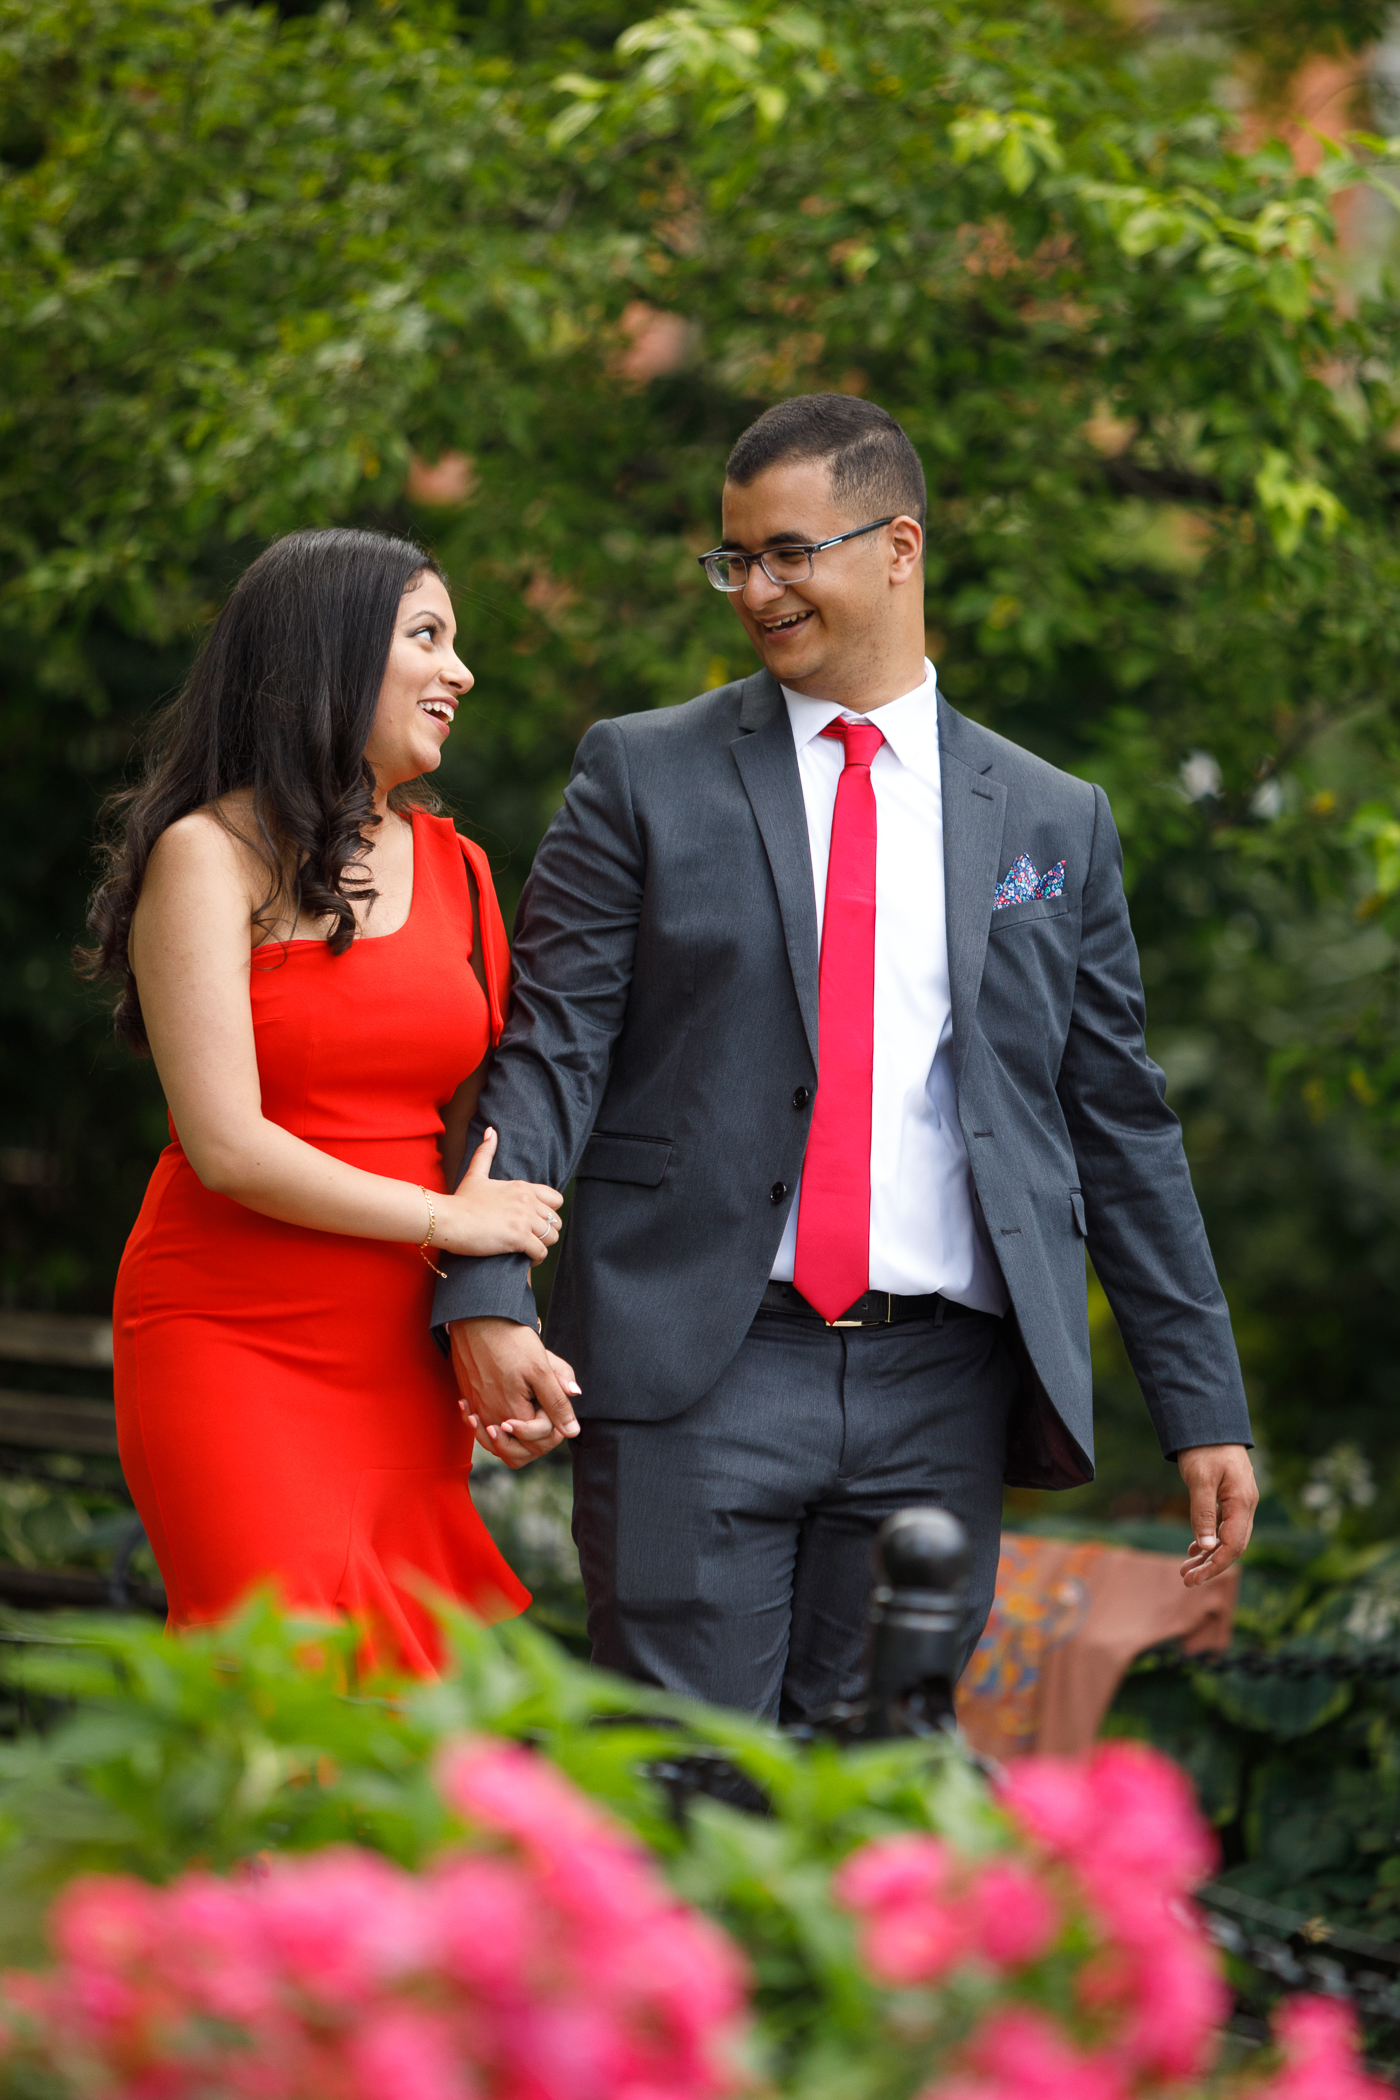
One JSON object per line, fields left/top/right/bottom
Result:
{"left": 888, "top": 515, "right": 923, "bottom": 583}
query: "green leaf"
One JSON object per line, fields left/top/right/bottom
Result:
{"left": 1196, "top": 1667, "right": 1353, "bottom": 1740}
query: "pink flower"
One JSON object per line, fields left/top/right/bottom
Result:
{"left": 1000, "top": 1742, "right": 1216, "bottom": 1896}
{"left": 157, "top": 1874, "right": 276, "bottom": 2023}
{"left": 50, "top": 1876, "right": 159, "bottom": 1977}
{"left": 256, "top": 1848, "right": 434, "bottom": 2000}
{"left": 347, "top": 2005, "right": 461, "bottom": 2100}
{"left": 834, "top": 1835, "right": 967, "bottom": 1985}
{"left": 1255, "top": 1995, "right": 1394, "bottom": 2100}
{"left": 938, "top": 2005, "right": 1131, "bottom": 2100}
{"left": 863, "top": 1900, "right": 965, "bottom": 1986}
{"left": 835, "top": 1836, "right": 1062, "bottom": 1987}
{"left": 834, "top": 1833, "right": 951, "bottom": 1911}
{"left": 965, "top": 1859, "right": 1059, "bottom": 1971}
{"left": 1110, "top": 1923, "right": 1228, "bottom": 2079}
{"left": 438, "top": 1736, "right": 606, "bottom": 1856}
{"left": 1082, "top": 1742, "right": 1218, "bottom": 1896}
{"left": 435, "top": 1732, "right": 748, "bottom": 2092}
{"left": 1068, "top": 1883, "right": 1225, "bottom": 2080}
{"left": 996, "top": 1758, "right": 1097, "bottom": 1860}
{"left": 45, "top": 1878, "right": 170, "bottom": 2037}
{"left": 433, "top": 1853, "right": 542, "bottom": 1998}
{"left": 995, "top": 1742, "right": 1226, "bottom": 2080}
{"left": 629, "top": 1904, "right": 748, "bottom": 2045}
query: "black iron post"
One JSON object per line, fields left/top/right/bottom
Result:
{"left": 861, "top": 1506, "right": 971, "bottom": 1739}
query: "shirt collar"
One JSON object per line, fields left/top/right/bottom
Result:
{"left": 782, "top": 659, "right": 940, "bottom": 773}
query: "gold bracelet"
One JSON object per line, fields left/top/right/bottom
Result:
{"left": 418, "top": 1186, "right": 447, "bottom": 1279}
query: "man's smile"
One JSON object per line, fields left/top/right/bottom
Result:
{"left": 758, "top": 608, "right": 816, "bottom": 634}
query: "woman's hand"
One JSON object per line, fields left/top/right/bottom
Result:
{"left": 452, "top": 1320, "right": 578, "bottom": 1470}
{"left": 434, "top": 1128, "right": 563, "bottom": 1262}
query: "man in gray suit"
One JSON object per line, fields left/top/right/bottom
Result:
{"left": 434, "top": 393, "right": 1257, "bottom": 1721}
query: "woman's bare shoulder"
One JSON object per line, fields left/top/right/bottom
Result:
{"left": 143, "top": 797, "right": 269, "bottom": 902}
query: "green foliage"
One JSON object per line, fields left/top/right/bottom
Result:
{"left": 1105, "top": 1525, "right": 1400, "bottom": 1934}
{"left": 469, "top": 1446, "right": 588, "bottom": 1650}
{"left": 4, "top": 0, "right": 1400, "bottom": 1524}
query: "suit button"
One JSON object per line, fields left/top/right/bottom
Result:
{"left": 770, "top": 1181, "right": 788, "bottom": 1204}
{"left": 792, "top": 1086, "right": 812, "bottom": 1109}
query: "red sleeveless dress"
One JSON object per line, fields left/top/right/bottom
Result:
{"left": 113, "top": 812, "right": 530, "bottom": 1673}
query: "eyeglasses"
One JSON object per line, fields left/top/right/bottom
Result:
{"left": 697, "top": 517, "right": 897, "bottom": 592}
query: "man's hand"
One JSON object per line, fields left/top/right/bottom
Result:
{"left": 1177, "top": 1443, "right": 1258, "bottom": 1587}
{"left": 449, "top": 1316, "right": 581, "bottom": 1470}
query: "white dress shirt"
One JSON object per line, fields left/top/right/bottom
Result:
{"left": 769, "top": 660, "right": 1009, "bottom": 1315}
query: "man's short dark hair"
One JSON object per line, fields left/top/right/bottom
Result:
{"left": 725, "top": 394, "right": 927, "bottom": 530}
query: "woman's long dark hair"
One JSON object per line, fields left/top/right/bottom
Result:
{"left": 80, "top": 527, "right": 446, "bottom": 1053}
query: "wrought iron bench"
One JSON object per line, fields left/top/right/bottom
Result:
{"left": 0, "top": 1313, "right": 163, "bottom": 1613}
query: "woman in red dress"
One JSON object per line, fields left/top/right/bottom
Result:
{"left": 84, "top": 528, "right": 575, "bottom": 1673}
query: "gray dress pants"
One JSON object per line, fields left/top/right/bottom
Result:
{"left": 569, "top": 1302, "right": 1017, "bottom": 1723}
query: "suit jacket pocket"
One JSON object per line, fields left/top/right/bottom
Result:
{"left": 576, "top": 1132, "right": 674, "bottom": 1186}
{"left": 990, "top": 897, "right": 1071, "bottom": 932}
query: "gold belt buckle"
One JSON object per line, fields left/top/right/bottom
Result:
{"left": 827, "top": 1293, "right": 894, "bottom": 1329}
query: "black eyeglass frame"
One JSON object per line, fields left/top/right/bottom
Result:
{"left": 696, "top": 516, "right": 898, "bottom": 592}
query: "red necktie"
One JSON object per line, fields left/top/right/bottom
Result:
{"left": 793, "top": 717, "right": 885, "bottom": 1321}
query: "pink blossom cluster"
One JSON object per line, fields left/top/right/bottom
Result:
{"left": 836, "top": 1740, "right": 1391, "bottom": 2100}
{"left": 999, "top": 1738, "right": 1227, "bottom": 2084}
{"left": 0, "top": 1737, "right": 748, "bottom": 2100}
{"left": 834, "top": 1837, "right": 1059, "bottom": 1985}
{"left": 926, "top": 1997, "right": 1388, "bottom": 2100}
{"left": 1259, "top": 1996, "right": 1394, "bottom": 2100}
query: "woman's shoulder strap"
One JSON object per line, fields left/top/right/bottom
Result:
{"left": 455, "top": 831, "right": 511, "bottom": 1046}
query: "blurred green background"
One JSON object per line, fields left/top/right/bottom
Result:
{"left": 5, "top": 0, "right": 1400, "bottom": 1548}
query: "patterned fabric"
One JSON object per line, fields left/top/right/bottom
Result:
{"left": 992, "top": 852, "right": 1067, "bottom": 910}
{"left": 956, "top": 1535, "right": 1102, "bottom": 1758}
{"left": 957, "top": 1532, "right": 1241, "bottom": 1759}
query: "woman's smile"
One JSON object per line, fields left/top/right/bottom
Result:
{"left": 418, "top": 694, "right": 457, "bottom": 734}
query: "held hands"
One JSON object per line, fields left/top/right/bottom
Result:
{"left": 450, "top": 1316, "right": 581, "bottom": 1470}
{"left": 433, "top": 1129, "right": 563, "bottom": 1264}
{"left": 1177, "top": 1443, "right": 1259, "bottom": 1588}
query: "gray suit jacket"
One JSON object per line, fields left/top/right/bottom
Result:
{"left": 433, "top": 671, "right": 1251, "bottom": 1488}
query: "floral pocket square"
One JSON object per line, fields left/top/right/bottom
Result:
{"left": 993, "top": 853, "right": 1066, "bottom": 910}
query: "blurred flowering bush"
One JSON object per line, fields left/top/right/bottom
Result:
{"left": 0, "top": 1603, "right": 1389, "bottom": 2100}
{"left": 834, "top": 1741, "right": 1389, "bottom": 2099}
{"left": 0, "top": 1736, "right": 748, "bottom": 2100}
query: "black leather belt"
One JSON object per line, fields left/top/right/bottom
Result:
{"left": 758, "top": 1281, "right": 980, "bottom": 1328}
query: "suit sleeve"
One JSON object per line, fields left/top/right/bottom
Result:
{"left": 1056, "top": 785, "right": 1253, "bottom": 1457}
{"left": 431, "top": 720, "right": 645, "bottom": 1336}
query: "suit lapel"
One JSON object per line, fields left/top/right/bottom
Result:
{"left": 731, "top": 671, "right": 820, "bottom": 1063}
{"left": 940, "top": 702, "right": 1007, "bottom": 1085}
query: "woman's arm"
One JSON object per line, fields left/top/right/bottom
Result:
{"left": 129, "top": 812, "right": 560, "bottom": 1261}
